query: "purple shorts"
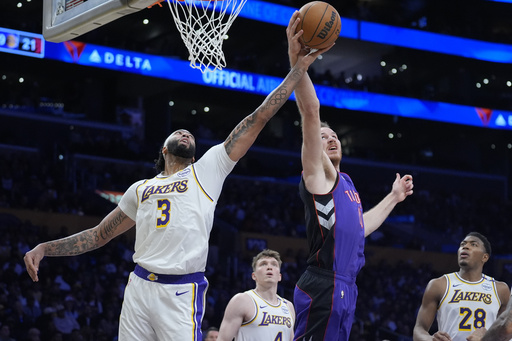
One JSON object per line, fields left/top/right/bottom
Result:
{"left": 293, "top": 266, "right": 358, "bottom": 341}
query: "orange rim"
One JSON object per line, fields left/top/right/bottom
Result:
{"left": 147, "top": 0, "right": 165, "bottom": 8}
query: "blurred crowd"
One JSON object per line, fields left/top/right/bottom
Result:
{"left": 1, "top": 121, "right": 512, "bottom": 340}
{"left": 0, "top": 212, "right": 440, "bottom": 341}
{"left": 0, "top": 1, "right": 510, "bottom": 339}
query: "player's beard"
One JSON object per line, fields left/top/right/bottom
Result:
{"left": 166, "top": 139, "right": 195, "bottom": 159}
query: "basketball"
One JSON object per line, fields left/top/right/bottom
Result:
{"left": 296, "top": 1, "right": 341, "bottom": 50}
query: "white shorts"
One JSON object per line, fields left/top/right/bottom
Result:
{"left": 118, "top": 266, "right": 208, "bottom": 341}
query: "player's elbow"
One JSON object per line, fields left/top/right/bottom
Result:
{"left": 298, "top": 99, "right": 320, "bottom": 116}
{"left": 412, "top": 324, "right": 428, "bottom": 341}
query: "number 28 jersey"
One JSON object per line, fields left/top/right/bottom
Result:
{"left": 437, "top": 272, "right": 502, "bottom": 341}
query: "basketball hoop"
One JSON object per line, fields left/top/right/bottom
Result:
{"left": 163, "top": 0, "right": 247, "bottom": 73}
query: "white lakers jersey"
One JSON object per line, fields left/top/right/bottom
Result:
{"left": 437, "top": 272, "right": 502, "bottom": 341}
{"left": 236, "top": 290, "right": 294, "bottom": 341}
{"left": 119, "top": 144, "right": 236, "bottom": 275}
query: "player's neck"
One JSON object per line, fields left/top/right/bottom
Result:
{"left": 458, "top": 268, "right": 483, "bottom": 282}
{"left": 254, "top": 287, "right": 278, "bottom": 305}
{"left": 163, "top": 156, "right": 192, "bottom": 175}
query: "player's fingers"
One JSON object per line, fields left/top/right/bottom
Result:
{"left": 23, "top": 254, "right": 39, "bottom": 282}
{"left": 402, "top": 174, "right": 413, "bottom": 181}
{"left": 287, "top": 11, "right": 300, "bottom": 33}
{"left": 434, "top": 332, "right": 452, "bottom": 341}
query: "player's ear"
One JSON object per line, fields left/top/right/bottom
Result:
{"left": 251, "top": 272, "right": 256, "bottom": 281}
{"left": 482, "top": 253, "right": 489, "bottom": 263}
{"left": 192, "top": 157, "right": 196, "bottom": 163}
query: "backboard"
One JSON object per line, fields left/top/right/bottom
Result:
{"left": 42, "top": 0, "right": 158, "bottom": 43}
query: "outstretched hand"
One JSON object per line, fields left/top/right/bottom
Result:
{"left": 24, "top": 244, "right": 45, "bottom": 282}
{"left": 286, "top": 10, "right": 334, "bottom": 67}
{"left": 391, "top": 173, "right": 414, "bottom": 203}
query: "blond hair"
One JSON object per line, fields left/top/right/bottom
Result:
{"left": 251, "top": 249, "right": 282, "bottom": 271}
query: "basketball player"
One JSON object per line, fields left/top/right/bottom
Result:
{"left": 287, "top": 11, "right": 414, "bottom": 341}
{"left": 413, "top": 232, "right": 510, "bottom": 341}
{"left": 217, "top": 249, "right": 295, "bottom": 341}
{"left": 23, "top": 42, "right": 332, "bottom": 341}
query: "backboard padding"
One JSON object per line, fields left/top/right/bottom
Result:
{"left": 43, "top": 0, "right": 158, "bottom": 43}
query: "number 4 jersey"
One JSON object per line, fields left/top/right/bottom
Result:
{"left": 236, "top": 290, "right": 294, "bottom": 341}
{"left": 437, "top": 272, "right": 502, "bottom": 341}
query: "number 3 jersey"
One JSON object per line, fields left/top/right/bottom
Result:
{"left": 118, "top": 144, "right": 236, "bottom": 275}
{"left": 236, "top": 290, "right": 294, "bottom": 341}
{"left": 437, "top": 272, "right": 502, "bottom": 341}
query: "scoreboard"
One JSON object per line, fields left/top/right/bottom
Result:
{"left": 0, "top": 28, "right": 44, "bottom": 58}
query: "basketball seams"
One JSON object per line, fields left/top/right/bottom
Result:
{"left": 296, "top": 1, "right": 341, "bottom": 49}
{"left": 310, "top": 4, "right": 330, "bottom": 48}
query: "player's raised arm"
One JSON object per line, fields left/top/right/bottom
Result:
{"left": 363, "top": 173, "right": 414, "bottom": 237}
{"left": 223, "top": 44, "right": 333, "bottom": 162}
{"left": 287, "top": 11, "right": 337, "bottom": 194}
{"left": 24, "top": 206, "right": 135, "bottom": 282}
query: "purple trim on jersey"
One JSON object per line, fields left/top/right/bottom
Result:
{"left": 193, "top": 279, "right": 209, "bottom": 341}
{"left": 191, "top": 164, "right": 214, "bottom": 202}
{"left": 134, "top": 179, "right": 149, "bottom": 207}
{"left": 134, "top": 264, "right": 204, "bottom": 284}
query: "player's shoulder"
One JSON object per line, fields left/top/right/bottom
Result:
{"left": 426, "top": 274, "right": 449, "bottom": 292}
{"left": 491, "top": 278, "right": 511, "bottom": 293}
{"left": 196, "top": 143, "right": 226, "bottom": 160}
{"left": 431, "top": 273, "right": 450, "bottom": 283}
{"left": 231, "top": 290, "right": 256, "bottom": 304}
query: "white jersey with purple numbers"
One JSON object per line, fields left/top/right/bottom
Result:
{"left": 236, "top": 290, "right": 294, "bottom": 341}
{"left": 118, "top": 143, "right": 236, "bottom": 275}
{"left": 437, "top": 272, "right": 502, "bottom": 341}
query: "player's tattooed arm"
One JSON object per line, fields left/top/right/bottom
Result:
{"left": 224, "top": 71, "right": 304, "bottom": 160}
{"left": 224, "top": 113, "right": 257, "bottom": 156}
{"left": 44, "top": 207, "right": 134, "bottom": 256}
{"left": 223, "top": 46, "right": 326, "bottom": 161}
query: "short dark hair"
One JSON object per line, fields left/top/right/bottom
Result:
{"left": 251, "top": 249, "right": 282, "bottom": 271}
{"left": 466, "top": 232, "right": 492, "bottom": 257}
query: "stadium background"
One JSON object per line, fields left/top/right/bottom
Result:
{"left": 0, "top": 0, "right": 511, "bottom": 340}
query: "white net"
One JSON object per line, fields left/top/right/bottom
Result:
{"left": 166, "top": 0, "right": 247, "bottom": 73}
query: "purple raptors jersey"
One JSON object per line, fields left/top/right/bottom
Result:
{"left": 299, "top": 172, "right": 365, "bottom": 278}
